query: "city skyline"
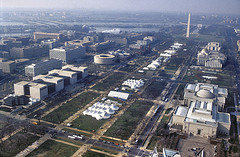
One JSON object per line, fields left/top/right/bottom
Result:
{"left": 1, "top": 0, "right": 240, "bottom": 15}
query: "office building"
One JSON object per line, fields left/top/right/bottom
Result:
{"left": 41, "top": 39, "right": 60, "bottom": 49}
{"left": 88, "top": 41, "right": 114, "bottom": 52}
{"left": 0, "top": 51, "right": 10, "bottom": 59}
{"left": 10, "top": 45, "right": 49, "bottom": 59}
{"left": 49, "top": 46, "right": 86, "bottom": 64}
{"left": 62, "top": 65, "right": 88, "bottom": 79}
{"left": 34, "top": 32, "right": 61, "bottom": 41}
{"left": 25, "top": 59, "right": 62, "bottom": 77}
{"left": 0, "top": 58, "right": 16, "bottom": 73}
{"left": 14, "top": 81, "right": 48, "bottom": 100}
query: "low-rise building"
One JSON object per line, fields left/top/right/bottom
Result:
{"left": 88, "top": 41, "right": 114, "bottom": 52}
{"left": 34, "top": 32, "right": 61, "bottom": 41}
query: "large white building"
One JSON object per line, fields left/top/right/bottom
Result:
{"left": 184, "top": 83, "right": 228, "bottom": 111}
{"left": 49, "top": 46, "right": 86, "bottom": 64}
{"left": 170, "top": 83, "right": 230, "bottom": 137}
{"left": 197, "top": 42, "right": 226, "bottom": 69}
{"left": 25, "top": 59, "right": 62, "bottom": 77}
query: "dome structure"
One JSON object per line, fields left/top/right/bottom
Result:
{"left": 196, "top": 89, "right": 215, "bottom": 99}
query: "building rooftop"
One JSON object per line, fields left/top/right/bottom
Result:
{"left": 175, "top": 106, "right": 188, "bottom": 116}
{"left": 33, "top": 75, "right": 63, "bottom": 82}
{"left": 217, "top": 112, "right": 230, "bottom": 124}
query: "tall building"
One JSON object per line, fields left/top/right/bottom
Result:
{"left": 0, "top": 58, "right": 16, "bottom": 73}
{"left": 49, "top": 46, "right": 86, "bottom": 64}
{"left": 25, "top": 59, "right": 62, "bottom": 77}
{"left": 186, "top": 13, "right": 191, "bottom": 38}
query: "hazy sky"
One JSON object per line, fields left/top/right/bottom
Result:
{"left": 1, "top": 0, "right": 240, "bottom": 15}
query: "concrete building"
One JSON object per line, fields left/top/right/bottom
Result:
{"left": 0, "top": 58, "right": 16, "bottom": 73}
{"left": 0, "top": 51, "right": 10, "bottom": 59}
{"left": 104, "top": 36, "right": 128, "bottom": 45}
{"left": 48, "top": 69, "right": 77, "bottom": 85}
{"left": 41, "top": 39, "right": 60, "bottom": 49}
{"left": 49, "top": 46, "right": 86, "bottom": 64}
{"left": 62, "top": 65, "right": 88, "bottom": 79}
{"left": 88, "top": 41, "right": 114, "bottom": 52}
{"left": 94, "top": 54, "right": 115, "bottom": 65}
{"left": 25, "top": 59, "right": 62, "bottom": 77}
{"left": 10, "top": 45, "right": 49, "bottom": 59}
{"left": 14, "top": 81, "right": 48, "bottom": 100}
{"left": 33, "top": 75, "right": 64, "bottom": 92}
{"left": 34, "top": 32, "right": 61, "bottom": 41}
{"left": 184, "top": 83, "right": 228, "bottom": 111}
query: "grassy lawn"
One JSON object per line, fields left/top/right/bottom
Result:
{"left": 104, "top": 100, "right": 153, "bottom": 140}
{"left": 71, "top": 115, "right": 107, "bottom": 132}
{"left": 83, "top": 151, "right": 111, "bottom": 157}
{"left": 92, "top": 72, "right": 126, "bottom": 91}
{"left": 173, "top": 83, "right": 186, "bottom": 100}
{"left": 0, "top": 120, "right": 6, "bottom": 129}
{"left": 189, "top": 34, "right": 225, "bottom": 43}
{"left": 42, "top": 92, "right": 100, "bottom": 124}
{"left": 0, "top": 132, "right": 40, "bottom": 157}
{"left": 92, "top": 146, "right": 119, "bottom": 155}
{"left": 141, "top": 81, "right": 167, "bottom": 99}
{"left": 183, "top": 69, "right": 233, "bottom": 87}
{"left": 27, "top": 140, "right": 78, "bottom": 157}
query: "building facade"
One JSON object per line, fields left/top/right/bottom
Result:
{"left": 0, "top": 58, "right": 16, "bottom": 73}
{"left": 49, "top": 46, "right": 86, "bottom": 64}
{"left": 25, "top": 59, "right": 62, "bottom": 77}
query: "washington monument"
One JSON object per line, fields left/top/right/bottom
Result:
{"left": 186, "top": 13, "right": 191, "bottom": 38}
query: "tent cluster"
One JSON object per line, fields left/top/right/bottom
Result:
{"left": 83, "top": 101, "right": 119, "bottom": 120}
{"left": 122, "top": 79, "right": 144, "bottom": 90}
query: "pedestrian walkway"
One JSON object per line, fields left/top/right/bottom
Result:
{"left": 15, "top": 133, "right": 52, "bottom": 157}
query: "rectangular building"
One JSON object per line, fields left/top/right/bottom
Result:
{"left": 33, "top": 75, "right": 64, "bottom": 92}
{"left": 34, "top": 32, "right": 61, "bottom": 41}
{"left": 49, "top": 46, "right": 86, "bottom": 64}
{"left": 48, "top": 69, "right": 77, "bottom": 85}
{"left": 25, "top": 59, "right": 62, "bottom": 77}
{"left": 0, "top": 58, "right": 16, "bottom": 73}
{"left": 14, "top": 81, "right": 48, "bottom": 100}
{"left": 10, "top": 45, "right": 49, "bottom": 59}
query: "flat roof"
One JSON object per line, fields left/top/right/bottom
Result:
{"left": 28, "top": 82, "right": 47, "bottom": 89}
{"left": 49, "top": 69, "right": 77, "bottom": 76}
{"left": 15, "top": 81, "right": 29, "bottom": 86}
{"left": 34, "top": 75, "right": 63, "bottom": 82}
{"left": 108, "top": 91, "right": 129, "bottom": 100}
{"left": 175, "top": 106, "right": 188, "bottom": 116}
{"left": 217, "top": 112, "right": 230, "bottom": 123}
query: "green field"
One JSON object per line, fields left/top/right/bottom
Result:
{"left": 71, "top": 115, "right": 107, "bottom": 132}
{"left": 183, "top": 69, "right": 233, "bottom": 87}
{"left": 42, "top": 92, "right": 100, "bottom": 124}
{"left": 27, "top": 140, "right": 78, "bottom": 157}
{"left": 92, "top": 72, "right": 126, "bottom": 91}
{"left": 173, "top": 83, "right": 186, "bottom": 100}
{"left": 83, "top": 151, "right": 111, "bottom": 157}
{"left": 104, "top": 100, "right": 153, "bottom": 140}
{"left": 189, "top": 34, "right": 225, "bottom": 43}
{"left": 0, "top": 132, "right": 40, "bottom": 157}
{"left": 141, "top": 81, "right": 167, "bottom": 99}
